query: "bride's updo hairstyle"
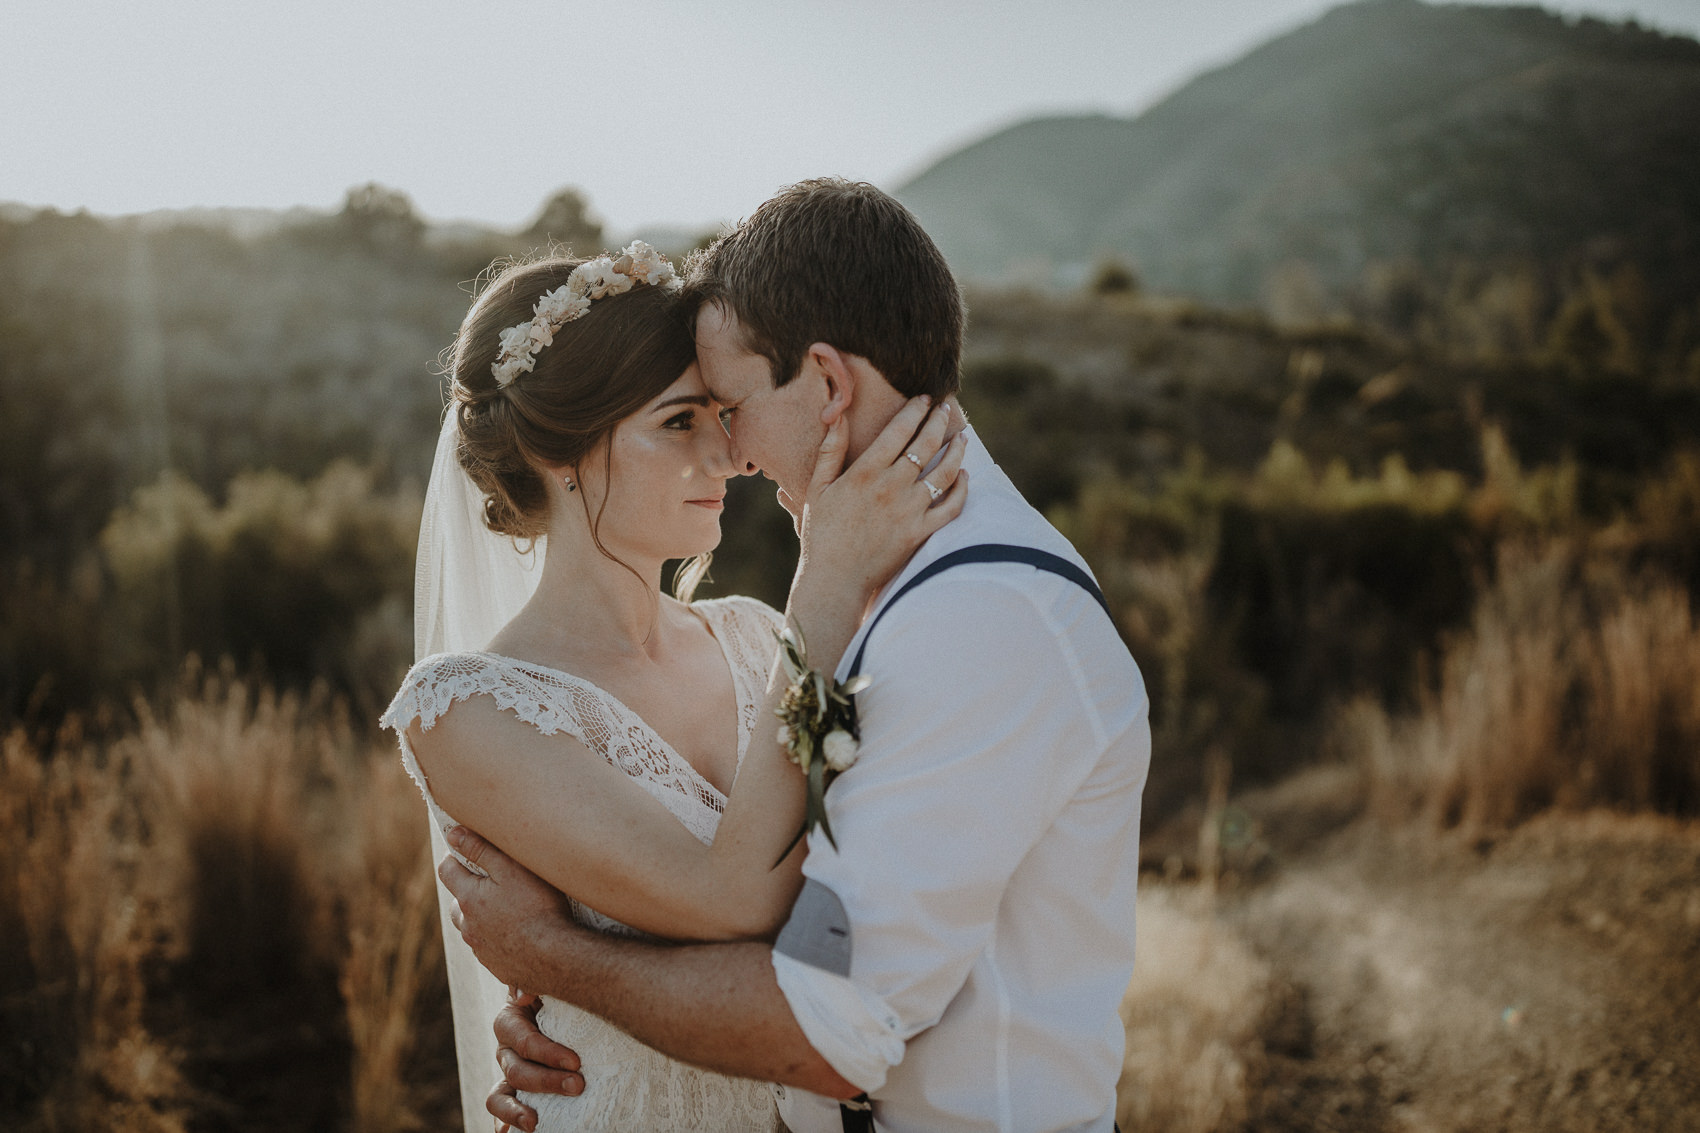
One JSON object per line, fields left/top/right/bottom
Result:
{"left": 448, "top": 254, "right": 697, "bottom": 549}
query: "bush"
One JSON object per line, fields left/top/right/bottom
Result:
{"left": 100, "top": 462, "right": 419, "bottom": 709}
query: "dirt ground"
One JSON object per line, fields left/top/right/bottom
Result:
{"left": 1127, "top": 771, "right": 1700, "bottom": 1132}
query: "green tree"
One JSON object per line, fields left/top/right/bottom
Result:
{"left": 1088, "top": 257, "right": 1140, "bottom": 297}
{"left": 521, "top": 188, "right": 603, "bottom": 254}
{"left": 337, "top": 183, "right": 425, "bottom": 251}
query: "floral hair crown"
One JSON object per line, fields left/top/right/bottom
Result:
{"left": 491, "top": 241, "right": 680, "bottom": 388}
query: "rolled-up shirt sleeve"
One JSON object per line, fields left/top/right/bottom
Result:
{"left": 771, "top": 572, "right": 1111, "bottom": 1092}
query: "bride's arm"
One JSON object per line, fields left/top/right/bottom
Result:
{"left": 411, "top": 396, "right": 967, "bottom": 942}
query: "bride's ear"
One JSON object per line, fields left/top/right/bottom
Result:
{"left": 537, "top": 458, "right": 581, "bottom": 494}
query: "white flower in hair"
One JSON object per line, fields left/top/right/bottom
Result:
{"left": 535, "top": 285, "right": 589, "bottom": 326}
{"left": 575, "top": 259, "right": 628, "bottom": 300}
{"left": 489, "top": 243, "right": 678, "bottom": 388}
{"left": 624, "top": 240, "right": 677, "bottom": 287}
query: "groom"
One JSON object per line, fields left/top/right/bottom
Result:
{"left": 439, "top": 179, "right": 1150, "bottom": 1131}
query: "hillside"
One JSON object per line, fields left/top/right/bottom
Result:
{"left": 896, "top": 0, "right": 1700, "bottom": 318}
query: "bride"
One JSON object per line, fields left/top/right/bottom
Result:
{"left": 381, "top": 243, "right": 965, "bottom": 1131}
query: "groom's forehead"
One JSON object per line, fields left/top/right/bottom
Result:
{"left": 694, "top": 310, "right": 770, "bottom": 399}
{"left": 693, "top": 300, "right": 748, "bottom": 352}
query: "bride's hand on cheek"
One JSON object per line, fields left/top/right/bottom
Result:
{"left": 796, "top": 395, "right": 968, "bottom": 608}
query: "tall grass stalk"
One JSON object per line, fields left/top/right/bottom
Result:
{"left": 1116, "top": 886, "right": 1271, "bottom": 1133}
{"left": 339, "top": 759, "right": 448, "bottom": 1133}
{"left": 121, "top": 664, "right": 334, "bottom": 992}
{"left": 1343, "top": 543, "right": 1700, "bottom": 829}
{"left": 0, "top": 724, "right": 189, "bottom": 1131}
{"left": 1, "top": 666, "right": 451, "bottom": 1130}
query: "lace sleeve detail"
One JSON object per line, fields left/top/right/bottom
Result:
{"left": 379, "top": 649, "right": 735, "bottom": 850}
{"left": 377, "top": 652, "right": 603, "bottom": 869}
{"left": 380, "top": 652, "right": 591, "bottom": 741}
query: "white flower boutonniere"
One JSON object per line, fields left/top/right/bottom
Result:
{"left": 774, "top": 625, "right": 869, "bottom": 856}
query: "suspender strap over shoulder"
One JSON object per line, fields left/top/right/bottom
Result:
{"left": 846, "top": 543, "right": 1111, "bottom": 685}
{"left": 835, "top": 544, "right": 1109, "bottom": 1131}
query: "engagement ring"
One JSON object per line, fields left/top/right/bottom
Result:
{"left": 923, "top": 478, "right": 942, "bottom": 501}
{"left": 905, "top": 452, "right": 923, "bottom": 469}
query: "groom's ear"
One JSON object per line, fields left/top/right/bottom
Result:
{"left": 807, "top": 342, "right": 855, "bottom": 426}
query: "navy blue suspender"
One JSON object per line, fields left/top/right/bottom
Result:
{"left": 835, "top": 543, "right": 1109, "bottom": 1131}
{"left": 846, "top": 543, "right": 1110, "bottom": 686}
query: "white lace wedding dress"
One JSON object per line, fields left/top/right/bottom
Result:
{"left": 381, "top": 594, "right": 785, "bottom": 1132}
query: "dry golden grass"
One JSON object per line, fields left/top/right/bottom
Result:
{"left": 0, "top": 723, "right": 189, "bottom": 1131}
{"left": 1342, "top": 542, "right": 1700, "bottom": 830}
{"left": 0, "top": 666, "right": 450, "bottom": 1132}
{"left": 1116, "top": 885, "right": 1274, "bottom": 1133}
{"left": 339, "top": 758, "right": 451, "bottom": 1133}
{"left": 121, "top": 667, "right": 336, "bottom": 992}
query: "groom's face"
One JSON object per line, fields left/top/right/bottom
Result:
{"left": 694, "top": 302, "right": 828, "bottom": 517}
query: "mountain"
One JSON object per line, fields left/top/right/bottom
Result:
{"left": 896, "top": 0, "right": 1700, "bottom": 315}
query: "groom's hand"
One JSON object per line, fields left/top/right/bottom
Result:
{"left": 486, "top": 993, "right": 582, "bottom": 1132}
{"left": 438, "top": 825, "right": 577, "bottom": 992}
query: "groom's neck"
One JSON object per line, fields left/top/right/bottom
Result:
{"left": 843, "top": 388, "right": 965, "bottom": 466}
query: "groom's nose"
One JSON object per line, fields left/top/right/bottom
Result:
{"left": 726, "top": 438, "right": 759, "bottom": 477}
{"left": 706, "top": 436, "right": 752, "bottom": 481}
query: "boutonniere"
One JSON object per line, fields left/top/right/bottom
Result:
{"left": 774, "top": 624, "right": 870, "bottom": 857}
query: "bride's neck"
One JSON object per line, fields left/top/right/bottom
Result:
{"left": 520, "top": 527, "right": 672, "bottom": 662}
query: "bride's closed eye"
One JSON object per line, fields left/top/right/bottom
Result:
{"left": 662, "top": 410, "right": 699, "bottom": 431}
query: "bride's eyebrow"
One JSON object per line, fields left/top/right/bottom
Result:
{"left": 652, "top": 395, "right": 711, "bottom": 412}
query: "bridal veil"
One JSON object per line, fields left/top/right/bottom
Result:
{"left": 413, "top": 407, "right": 545, "bottom": 1133}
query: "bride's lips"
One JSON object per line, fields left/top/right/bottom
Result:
{"left": 687, "top": 496, "right": 725, "bottom": 511}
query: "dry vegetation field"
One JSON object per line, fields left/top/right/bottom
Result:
{"left": 0, "top": 668, "right": 456, "bottom": 1132}
{"left": 6, "top": 534, "right": 1696, "bottom": 1131}
{"left": 1123, "top": 552, "right": 1700, "bottom": 1131}
{"left": 3, "top": 201, "right": 1699, "bottom": 1129}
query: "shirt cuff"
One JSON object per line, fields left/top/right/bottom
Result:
{"left": 771, "top": 950, "right": 906, "bottom": 1093}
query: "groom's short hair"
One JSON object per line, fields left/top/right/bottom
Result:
{"left": 683, "top": 179, "right": 964, "bottom": 399}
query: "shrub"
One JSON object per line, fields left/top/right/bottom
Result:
{"left": 100, "top": 462, "right": 419, "bottom": 708}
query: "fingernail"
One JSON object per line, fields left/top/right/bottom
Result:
{"left": 921, "top": 394, "right": 933, "bottom": 406}
{"left": 446, "top": 825, "right": 465, "bottom": 847}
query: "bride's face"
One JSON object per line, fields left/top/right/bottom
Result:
{"left": 570, "top": 363, "right": 739, "bottom": 562}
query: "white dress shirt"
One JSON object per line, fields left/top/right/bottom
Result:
{"left": 771, "top": 428, "right": 1150, "bottom": 1133}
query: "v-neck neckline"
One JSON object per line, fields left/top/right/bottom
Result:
{"left": 470, "top": 598, "right": 747, "bottom": 803}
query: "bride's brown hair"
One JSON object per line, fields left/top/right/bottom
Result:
{"left": 448, "top": 253, "right": 708, "bottom": 592}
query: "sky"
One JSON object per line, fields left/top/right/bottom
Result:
{"left": 5, "top": 0, "right": 1698, "bottom": 236}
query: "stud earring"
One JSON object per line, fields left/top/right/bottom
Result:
{"left": 563, "top": 476, "right": 576, "bottom": 493}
